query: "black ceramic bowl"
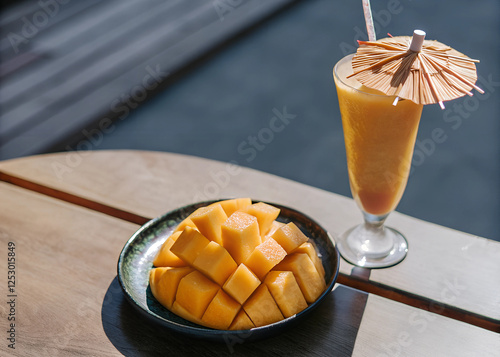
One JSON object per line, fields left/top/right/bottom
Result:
{"left": 117, "top": 200, "right": 340, "bottom": 342}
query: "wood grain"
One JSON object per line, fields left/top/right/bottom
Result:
{"left": 0, "top": 181, "right": 497, "bottom": 356}
{"left": 1, "top": 150, "right": 498, "bottom": 333}
{"left": 0, "top": 182, "right": 139, "bottom": 356}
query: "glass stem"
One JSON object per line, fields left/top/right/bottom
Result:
{"left": 359, "top": 211, "right": 393, "bottom": 258}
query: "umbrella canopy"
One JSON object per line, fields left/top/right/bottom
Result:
{"left": 348, "top": 30, "right": 483, "bottom": 109}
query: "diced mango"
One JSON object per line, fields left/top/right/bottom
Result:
{"left": 221, "top": 211, "right": 261, "bottom": 264}
{"left": 275, "top": 253, "right": 326, "bottom": 303}
{"left": 294, "top": 242, "right": 325, "bottom": 278}
{"left": 241, "top": 202, "right": 280, "bottom": 236}
{"left": 172, "top": 301, "right": 203, "bottom": 325}
{"left": 175, "top": 271, "right": 220, "bottom": 319}
{"left": 243, "top": 284, "right": 284, "bottom": 327}
{"left": 223, "top": 264, "right": 261, "bottom": 305}
{"left": 174, "top": 218, "right": 198, "bottom": 233}
{"left": 201, "top": 290, "right": 241, "bottom": 330}
{"left": 149, "top": 266, "right": 193, "bottom": 309}
{"left": 264, "top": 271, "right": 308, "bottom": 318}
{"left": 229, "top": 310, "right": 255, "bottom": 330}
{"left": 192, "top": 241, "right": 237, "bottom": 285}
{"left": 244, "top": 238, "right": 287, "bottom": 280}
{"left": 264, "top": 220, "right": 285, "bottom": 241}
{"left": 153, "top": 231, "right": 186, "bottom": 267}
{"left": 209, "top": 198, "right": 252, "bottom": 217}
{"left": 271, "top": 222, "right": 309, "bottom": 253}
{"left": 170, "top": 227, "right": 210, "bottom": 266}
{"left": 190, "top": 204, "right": 228, "bottom": 245}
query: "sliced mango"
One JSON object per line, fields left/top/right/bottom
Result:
{"left": 175, "top": 270, "right": 220, "bottom": 319}
{"left": 153, "top": 231, "right": 186, "bottom": 267}
{"left": 190, "top": 204, "right": 228, "bottom": 245}
{"left": 244, "top": 238, "right": 287, "bottom": 280}
{"left": 149, "top": 266, "right": 193, "bottom": 308}
{"left": 223, "top": 263, "right": 261, "bottom": 305}
{"left": 240, "top": 202, "right": 280, "bottom": 236}
{"left": 209, "top": 198, "right": 252, "bottom": 217}
{"left": 243, "top": 284, "right": 284, "bottom": 326}
{"left": 294, "top": 242, "right": 325, "bottom": 278}
{"left": 202, "top": 290, "right": 241, "bottom": 330}
{"left": 275, "top": 253, "right": 326, "bottom": 303}
{"left": 271, "top": 222, "right": 309, "bottom": 253}
{"left": 264, "top": 271, "right": 308, "bottom": 318}
{"left": 229, "top": 309, "right": 255, "bottom": 330}
{"left": 170, "top": 226, "right": 210, "bottom": 266}
{"left": 221, "top": 211, "right": 261, "bottom": 264}
{"left": 193, "top": 241, "right": 237, "bottom": 285}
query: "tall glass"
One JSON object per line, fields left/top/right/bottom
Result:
{"left": 333, "top": 54, "right": 423, "bottom": 268}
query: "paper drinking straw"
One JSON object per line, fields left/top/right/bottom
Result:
{"left": 362, "top": 0, "right": 376, "bottom": 41}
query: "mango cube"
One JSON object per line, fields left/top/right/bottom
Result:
{"left": 149, "top": 199, "right": 327, "bottom": 330}
{"left": 174, "top": 218, "right": 198, "bottom": 233}
{"left": 172, "top": 301, "right": 202, "bottom": 325}
{"left": 192, "top": 241, "right": 237, "bottom": 285}
{"left": 229, "top": 310, "right": 255, "bottom": 330}
{"left": 241, "top": 202, "right": 280, "bottom": 236}
{"left": 209, "top": 198, "right": 252, "bottom": 217}
{"left": 275, "top": 253, "right": 326, "bottom": 303}
{"left": 264, "top": 220, "right": 285, "bottom": 241}
{"left": 190, "top": 204, "right": 228, "bottom": 245}
{"left": 201, "top": 290, "right": 241, "bottom": 330}
{"left": 244, "top": 238, "right": 287, "bottom": 280}
{"left": 243, "top": 284, "right": 284, "bottom": 327}
{"left": 294, "top": 242, "right": 325, "bottom": 278}
{"left": 223, "top": 264, "right": 261, "bottom": 305}
{"left": 221, "top": 211, "right": 261, "bottom": 264}
{"left": 149, "top": 266, "right": 193, "bottom": 308}
{"left": 175, "top": 271, "right": 220, "bottom": 319}
{"left": 271, "top": 222, "right": 309, "bottom": 253}
{"left": 170, "top": 226, "right": 210, "bottom": 266}
{"left": 153, "top": 231, "right": 186, "bottom": 267}
{"left": 264, "top": 271, "right": 308, "bottom": 318}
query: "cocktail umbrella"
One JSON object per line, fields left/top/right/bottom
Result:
{"left": 351, "top": 1, "right": 483, "bottom": 109}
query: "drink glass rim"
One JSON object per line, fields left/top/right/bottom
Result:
{"left": 334, "top": 54, "right": 393, "bottom": 99}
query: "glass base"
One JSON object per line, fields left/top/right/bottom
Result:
{"left": 336, "top": 223, "right": 408, "bottom": 268}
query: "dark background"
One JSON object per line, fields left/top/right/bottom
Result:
{"left": 1, "top": 0, "right": 499, "bottom": 240}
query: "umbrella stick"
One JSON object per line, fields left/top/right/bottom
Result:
{"left": 362, "top": 0, "right": 376, "bottom": 41}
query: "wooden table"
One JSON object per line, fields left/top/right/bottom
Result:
{"left": 1, "top": 150, "right": 498, "bottom": 356}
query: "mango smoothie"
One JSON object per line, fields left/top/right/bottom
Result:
{"left": 334, "top": 55, "right": 423, "bottom": 216}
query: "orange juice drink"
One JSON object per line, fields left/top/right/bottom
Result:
{"left": 334, "top": 55, "right": 423, "bottom": 216}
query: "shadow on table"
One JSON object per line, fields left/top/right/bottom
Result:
{"left": 101, "top": 277, "right": 367, "bottom": 356}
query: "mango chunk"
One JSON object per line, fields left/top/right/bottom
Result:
{"left": 243, "top": 284, "right": 284, "bottom": 327}
{"left": 170, "top": 227, "right": 210, "bottom": 266}
{"left": 264, "top": 220, "right": 285, "bottom": 241}
{"left": 294, "top": 242, "right": 325, "bottom": 278}
{"left": 229, "top": 310, "right": 255, "bottom": 330}
{"left": 190, "top": 204, "right": 228, "bottom": 245}
{"left": 153, "top": 231, "right": 186, "bottom": 267}
{"left": 223, "top": 264, "right": 261, "bottom": 305}
{"left": 241, "top": 202, "right": 280, "bottom": 236}
{"left": 149, "top": 266, "right": 193, "bottom": 308}
{"left": 174, "top": 218, "right": 198, "bottom": 233}
{"left": 175, "top": 271, "right": 220, "bottom": 319}
{"left": 172, "top": 301, "right": 203, "bottom": 325}
{"left": 192, "top": 241, "right": 237, "bottom": 285}
{"left": 275, "top": 253, "right": 326, "bottom": 303}
{"left": 201, "top": 290, "right": 241, "bottom": 330}
{"left": 209, "top": 198, "right": 252, "bottom": 217}
{"left": 271, "top": 222, "right": 309, "bottom": 253}
{"left": 244, "top": 238, "right": 287, "bottom": 280}
{"left": 222, "top": 211, "right": 261, "bottom": 264}
{"left": 264, "top": 271, "right": 308, "bottom": 318}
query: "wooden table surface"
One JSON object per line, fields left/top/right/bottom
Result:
{"left": 0, "top": 150, "right": 498, "bottom": 356}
